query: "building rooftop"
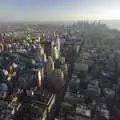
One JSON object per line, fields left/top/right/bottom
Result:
{"left": 76, "top": 104, "right": 91, "bottom": 118}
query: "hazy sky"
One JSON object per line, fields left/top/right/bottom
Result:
{"left": 0, "top": 0, "right": 120, "bottom": 21}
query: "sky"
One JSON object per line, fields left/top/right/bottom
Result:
{"left": 0, "top": 0, "right": 120, "bottom": 21}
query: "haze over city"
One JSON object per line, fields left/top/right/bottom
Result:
{"left": 0, "top": 0, "right": 120, "bottom": 22}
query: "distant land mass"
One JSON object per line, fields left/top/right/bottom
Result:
{"left": 0, "top": 19, "right": 120, "bottom": 31}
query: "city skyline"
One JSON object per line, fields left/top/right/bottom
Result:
{"left": 0, "top": 0, "right": 120, "bottom": 22}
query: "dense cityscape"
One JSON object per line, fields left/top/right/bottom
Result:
{"left": 0, "top": 21, "right": 120, "bottom": 120}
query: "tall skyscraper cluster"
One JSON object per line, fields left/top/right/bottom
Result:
{"left": 42, "top": 37, "right": 68, "bottom": 93}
